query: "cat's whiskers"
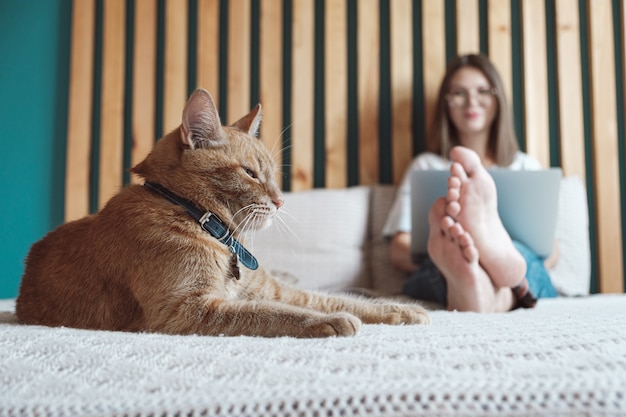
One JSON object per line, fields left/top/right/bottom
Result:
{"left": 229, "top": 202, "right": 302, "bottom": 259}
{"left": 274, "top": 142, "right": 294, "bottom": 156}
{"left": 241, "top": 212, "right": 260, "bottom": 251}
{"left": 232, "top": 204, "right": 270, "bottom": 235}
{"left": 236, "top": 205, "right": 270, "bottom": 252}
{"left": 229, "top": 204, "right": 257, "bottom": 235}
{"left": 278, "top": 165, "right": 293, "bottom": 180}
{"left": 270, "top": 209, "right": 303, "bottom": 253}
{"left": 268, "top": 123, "right": 293, "bottom": 159}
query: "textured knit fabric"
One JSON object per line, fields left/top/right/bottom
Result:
{"left": 1, "top": 295, "right": 625, "bottom": 417}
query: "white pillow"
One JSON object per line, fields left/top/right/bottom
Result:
{"left": 549, "top": 176, "right": 591, "bottom": 295}
{"left": 251, "top": 186, "right": 371, "bottom": 291}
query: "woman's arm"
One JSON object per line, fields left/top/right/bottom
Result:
{"left": 389, "top": 232, "right": 419, "bottom": 273}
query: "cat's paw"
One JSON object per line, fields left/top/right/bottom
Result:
{"left": 301, "top": 313, "right": 362, "bottom": 338}
{"left": 379, "top": 304, "right": 431, "bottom": 325}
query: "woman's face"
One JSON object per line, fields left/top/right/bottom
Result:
{"left": 445, "top": 67, "right": 498, "bottom": 143}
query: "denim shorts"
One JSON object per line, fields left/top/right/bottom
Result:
{"left": 402, "top": 240, "right": 558, "bottom": 307}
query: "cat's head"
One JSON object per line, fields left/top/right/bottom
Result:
{"left": 132, "top": 89, "right": 284, "bottom": 233}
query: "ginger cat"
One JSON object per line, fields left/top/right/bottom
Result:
{"left": 16, "top": 89, "right": 430, "bottom": 337}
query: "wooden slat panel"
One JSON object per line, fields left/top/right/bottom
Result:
{"left": 456, "top": 0, "right": 480, "bottom": 55}
{"left": 358, "top": 0, "right": 380, "bottom": 185}
{"left": 197, "top": 0, "right": 220, "bottom": 103}
{"left": 521, "top": 0, "right": 549, "bottom": 167}
{"left": 622, "top": 0, "right": 626, "bottom": 138}
{"left": 325, "top": 0, "right": 348, "bottom": 188}
{"left": 555, "top": 0, "right": 585, "bottom": 179}
{"left": 98, "top": 0, "right": 126, "bottom": 209}
{"left": 488, "top": 0, "right": 513, "bottom": 106}
{"left": 390, "top": 0, "right": 413, "bottom": 184}
{"left": 66, "top": 0, "right": 95, "bottom": 221}
{"left": 63, "top": 1, "right": 626, "bottom": 296}
{"left": 422, "top": 0, "right": 446, "bottom": 138}
{"left": 163, "top": 0, "right": 187, "bottom": 134}
{"left": 259, "top": 0, "right": 283, "bottom": 186}
{"left": 131, "top": 0, "right": 157, "bottom": 183}
{"left": 291, "top": 0, "right": 315, "bottom": 191}
{"left": 588, "top": 0, "right": 624, "bottom": 293}
{"left": 227, "top": 0, "right": 251, "bottom": 123}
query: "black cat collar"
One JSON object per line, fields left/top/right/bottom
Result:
{"left": 144, "top": 182, "right": 259, "bottom": 272}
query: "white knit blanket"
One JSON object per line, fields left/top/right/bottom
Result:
{"left": 1, "top": 295, "right": 625, "bottom": 417}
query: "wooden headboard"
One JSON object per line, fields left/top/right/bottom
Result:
{"left": 65, "top": 0, "right": 625, "bottom": 294}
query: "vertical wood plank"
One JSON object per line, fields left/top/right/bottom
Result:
{"left": 131, "top": 0, "right": 157, "bottom": 183}
{"left": 622, "top": 0, "right": 626, "bottom": 147}
{"left": 163, "top": 0, "right": 188, "bottom": 134}
{"left": 197, "top": 0, "right": 220, "bottom": 102}
{"left": 291, "top": 0, "right": 315, "bottom": 191}
{"left": 521, "top": 0, "right": 550, "bottom": 167}
{"left": 390, "top": 0, "right": 413, "bottom": 184}
{"left": 325, "top": 0, "right": 348, "bottom": 188}
{"left": 422, "top": 0, "right": 446, "bottom": 137}
{"left": 259, "top": 0, "right": 284, "bottom": 186}
{"left": 98, "top": 0, "right": 126, "bottom": 209}
{"left": 227, "top": 0, "right": 251, "bottom": 123}
{"left": 488, "top": 0, "right": 513, "bottom": 105}
{"left": 456, "top": 0, "right": 480, "bottom": 55}
{"left": 358, "top": 0, "right": 380, "bottom": 185}
{"left": 588, "top": 0, "right": 624, "bottom": 293}
{"left": 66, "top": 0, "right": 95, "bottom": 221}
{"left": 555, "top": 0, "right": 585, "bottom": 179}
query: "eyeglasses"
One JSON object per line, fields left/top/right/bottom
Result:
{"left": 445, "top": 88, "right": 497, "bottom": 108}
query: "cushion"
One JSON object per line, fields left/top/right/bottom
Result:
{"left": 252, "top": 186, "right": 371, "bottom": 291}
{"left": 368, "top": 185, "right": 408, "bottom": 295}
{"left": 548, "top": 175, "right": 591, "bottom": 295}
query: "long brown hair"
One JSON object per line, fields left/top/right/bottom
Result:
{"left": 427, "top": 54, "right": 519, "bottom": 166}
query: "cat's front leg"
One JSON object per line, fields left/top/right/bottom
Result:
{"left": 155, "top": 297, "right": 362, "bottom": 338}
{"left": 204, "top": 300, "right": 364, "bottom": 338}
{"left": 324, "top": 295, "right": 431, "bottom": 325}
{"left": 349, "top": 298, "right": 432, "bottom": 325}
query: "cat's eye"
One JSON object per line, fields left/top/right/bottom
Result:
{"left": 243, "top": 167, "right": 258, "bottom": 179}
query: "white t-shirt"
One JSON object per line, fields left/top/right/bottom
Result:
{"left": 382, "top": 151, "right": 543, "bottom": 237}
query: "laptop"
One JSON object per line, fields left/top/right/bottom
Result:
{"left": 410, "top": 168, "right": 562, "bottom": 262}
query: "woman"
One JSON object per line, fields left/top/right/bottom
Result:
{"left": 383, "top": 54, "right": 558, "bottom": 312}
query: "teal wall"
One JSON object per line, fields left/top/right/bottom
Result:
{"left": 0, "top": 0, "right": 71, "bottom": 298}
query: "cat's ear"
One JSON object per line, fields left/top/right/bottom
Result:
{"left": 231, "top": 104, "right": 263, "bottom": 138}
{"left": 181, "top": 89, "right": 225, "bottom": 149}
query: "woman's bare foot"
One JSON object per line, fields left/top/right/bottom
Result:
{"left": 445, "top": 146, "right": 527, "bottom": 288}
{"left": 427, "top": 198, "right": 514, "bottom": 312}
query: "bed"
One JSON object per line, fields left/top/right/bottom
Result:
{"left": 1, "top": 295, "right": 625, "bottom": 417}
{"left": 2, "top": 182, "right": 625, "bottom": 417}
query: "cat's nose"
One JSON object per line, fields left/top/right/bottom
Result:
{"left": 273, "top": 197, "right": 284, "bottom": 209}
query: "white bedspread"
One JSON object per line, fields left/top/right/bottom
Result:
{"left": 1, "top": 295, "right": 625, "bottom": 417}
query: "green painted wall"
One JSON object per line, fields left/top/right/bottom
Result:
{"left": 0, "top": 0, "right": 71, "bottom": 298}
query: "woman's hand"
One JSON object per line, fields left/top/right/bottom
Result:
{"left": 543, "top": 240, "right": 560, "bottom": 270}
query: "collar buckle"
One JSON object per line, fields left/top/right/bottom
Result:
{"left": 199, "top": 212, "right": 227, "bottom": 240}
{"left": 199, "top": 212, "right": 213, "bottom": 225}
